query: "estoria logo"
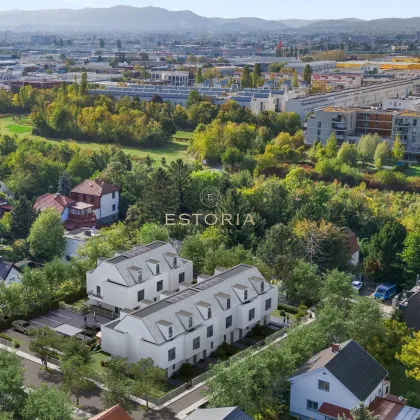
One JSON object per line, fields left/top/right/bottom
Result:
{"left": 165, "top": 187, "right": 255, "bottom": 226}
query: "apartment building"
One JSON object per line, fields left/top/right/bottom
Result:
{"left": 150, "top": 70, "right": 189, "bottom": 87}
{"left": 286, "top": 77, "right": 420, "bottom": 120}
{"left": 312, "top": 73, "right": 363, "bottom": 90}
{"left": 382, "top": 96, "right": 420, "bottom": 111}
{"left": 101, "top": 263, "right": 277, "bottom": 375}
{"left": 306, "top": 106, "right": 420, "bottom": 159}
{"left": 86, "top": 241, "right": 193, "bottom": 317}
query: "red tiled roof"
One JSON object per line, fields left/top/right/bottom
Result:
{"left": 369, "top": 395, "right": 406, "bottom": 420}
{"left": 89, "top": 404, "right": 132, "bottom": 420}
{"left": 0, "top": 204, "right": 13, "bottom": 210}
{"left": 64, "top": 214, "right": 96, "bottom": 231}
{"left": 34, "top": 193, "right": 75, "bottom": 214}
{"left": 318, "top": 403, "right": 353, "bottom": 419}
{"left": 71, "top": 178, "right": 119, "bottom": 197}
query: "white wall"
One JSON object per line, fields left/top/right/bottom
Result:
{"left": 290, "top": 368, "right": 360, "bottom": 420}
{"left": 97, "top": 191, "right": 119, "bottom": 221}
{"left": 4, "top": 267, "right": 21, "bottom": 286}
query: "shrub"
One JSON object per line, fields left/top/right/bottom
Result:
{"left": 298, "top": 304, "right": 308, "bottom": 311}
{"left": 252, "top": 324, "right": 264, "bottom": 336}
{"left": 100, "top": 359, "right": 108, "bottom": 368}
{"left": 279, "top": 309, "right": 286, "bottom": 316}
{"left": 0, "top": 333, "right": 12, "bottom": 342}
{"left": 211, "top": 346, "right": 227, "bottom": 357}
{"left": 375, "top": 169, "right": 408, "bottom": 189}
{"left": 13, "top": 340, "right": 20, "bottom": 348}
{"left": 179, "top": 363, "right": 195, "bottom": 377}
{"left": 277, "top": 303, "right": 299, "bottom": 314}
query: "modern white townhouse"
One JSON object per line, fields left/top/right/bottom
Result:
{"left": 86, "top": 241, "right": 193, "bottom": 317}
{"left": 101, "top": 264, "right": 278, "bottom": 376}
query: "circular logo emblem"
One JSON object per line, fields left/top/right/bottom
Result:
{"left": 200, "top": 187, "right": 221, "bottom": 208}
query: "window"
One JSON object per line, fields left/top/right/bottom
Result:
{"left": 188, "top": 317, "right": 193, "bottom": 329}
{"left": 90, "top": 195, "right": 94, "bottom": 202}
{"left": 307, "top": 400, "right": 318, "bottom": 412}
{"left": 211, "top": 341, "right": 214, "bottom": 349}
{"left": 168, "top": 347, "right": 176, "bottom": 361}
{"left": 179, "top": 272, "right": 185, "bottom": 284}
{"left": 168, "top": 326, "right": 173, "bottom": 338}
{"left": 96, "top": 286, "right": 101, "bottom": 297}
{"left": 156, "top": 264, "right": 160, "bottom": 274}
{"left": 112, "top": 204, "right": 116, "bottom": 211}
{"left": 193, "top": 337, "right": 200, "bottom": 350}
{"left": 157, "top": 280, "right": 163, "bottom": 292}
{"left": 112, "top": 191, "right": 116, "bottom": 199}
{"left": 173, "top": 257, "right": 177, "bottom": 267}
{"left": 226, "top": 315, "right": 232, "bottom": 328}
{"left": 265, "top": 298, "right": 272, "bottom": 311}
{"left": 244, "top": 290, "right": 248, "bottom": 301}
{"left": 207, "top": 307, "right": 211, "bottom": 318}
{"left": 261, "top": 282, "right": 264, "bottom": 293}
{"left": 226, "top": 298, "right": 231, "bottom": 309}
{"left": 83, "top": 194, "right": 86, "bottom": 201}
{"left": 207, "top": 325, "right": 213, "bottom": 338}
{"left": 249, "top": 308, "right": 255, "bottom": 321}
{"left": 137, "top": 289, "right": 144, "bottom": 302}
{"left": 318, "top": 380, "right": 330, "bottom": 392}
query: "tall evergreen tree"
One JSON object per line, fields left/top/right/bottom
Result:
{"left": 80, "top": 72, "right": 88, "bottom": 95}
{"left": 292, "top": 71, "right": 298, "bottom": 87}
{"left": 10, "top": 196, "right": 36, "bottom": 240}
{"left": 303, "top": 64, "right": 313, "bottom": 84}
{"left": 240, "top": 65, "right": 252, "bottom": 89}
{"left": 57, "top": 172, "right": 71, "bottom": 196}
{"left": 252, "top": 63, "right": 262, "bottom": 87}
{"left": 138, "top": 168, "right": 179, "bottom": 223}
{"left": 195, "top": 67, "right": 204, "bottom": 84}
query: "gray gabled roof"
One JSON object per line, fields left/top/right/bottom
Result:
{"left": 0, "top": 260, "right": 15, "bottom": 281}
{"left": 293, "top": 340, "right": 388, "bottom": 401}
{"left": 185, "top": 407, "right": 252, "bottom": 420}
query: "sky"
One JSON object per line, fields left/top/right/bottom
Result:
{"left": 0, "top": 0, "right": 418, "bottom": 21}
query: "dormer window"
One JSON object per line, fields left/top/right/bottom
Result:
{"left": 169, "top": 326, "right": 173, "bottom": 338}
{"left": 173, "top": 256, "right": 177, "bottom": 267}
{"left": 208, "top": 307, "right": 211, "bottom": 318}
{"left": 137, "top": 271, "right": 142, "bottom": 282}
{"left": 156, "top": 263, "right": 160, "bottom": 274}
{"left": 227, "top": 298, "right": 231, "bottom": 309}
{"left": 261, "top": 283, "right": 264, "bottom": 292}
{"left": 244, "top": 290, "right": 248, "bottom": 301}
{"left": 188, "top": 317, "right": 193, "bottom": 329}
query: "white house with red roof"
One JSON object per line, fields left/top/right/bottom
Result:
{"left": 33, "top": 193, "right": 96, "bottom": 231}
{"left": 70, "top": 178, "right": 119, "bottom": 225}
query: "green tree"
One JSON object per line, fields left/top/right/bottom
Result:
{"left": 181, "top": 234, "right": 206, "bottom": 275}
{"left": 205, "top": 346, "right": 296, "bottom": 417}
{"left": 337, "top": 142, "right": 358, "bottom": 166}
{"left": 303, "top": 64, "right": 313, "bottom": 84}
{"left": 392, "top": 135, "right": 405, "bottom": 161}
{"left": 320, "top": 270, "right": 355, "bottom": 309}
{"left": 61, "top": 356, "right": 94, "bottom": 405}
{"left": 363, "top": 220, "right": 407, "bottom": 284}
{"left": 102, "top": 358, "right": 133, "bottom": 412}
{"left": 195, "top": 67, "right": 204, "bottom": 84}
{"left": 186, "top": 90, "right": 202, "bottom": 108}
{"left": 0, "top": 350, "right": 26, "bottom": 416}
{"left": 374, "top": 141, "right": 391, "bottom": 169}
{"left": 131, "top": 358, "right": 166, "bottom": 408}
{"left": 396, "top": 331, "right": 420, "bottom": 381}
{"left": 22, "top": 384, "right": 73, "bottom": 420}
{"left": 402, "top": 231, "right": 420, "bottom": 280}
{"left": 291, "top": 71, "right": 298, "bottom": 88}
{"left": 240, "top": 65, "right": 252, "bottom": 89}
{"left": 137, "top": 168, "right": 179, "bottom": 223}
{"left": 252, "top": 63, "right": 262, "bottom": 88}
{"left": 138, "top": 223, "right": 169, "bottom": 244}
{"left": 325, "top": 132, "right": 338, "bottom": 158}
{"left": 9, "top": 195, "right": 36, "bottom": 240}
{"left": 29, "top": 326, "right": 62, "bottom": 371}
{"left": 28, "top": 208, "right": 66, "bottom": 261}
{"left": 357, "top": 134, "right": 380, "bottom": 164}
{"left": 57, "top": 172, "right": 71, "bottom": 196}
{"left": 284, "top": 260, "right": 321, "bottom": 306}
{"left": 80, "top": 72, "right": 88, "bottom": 95}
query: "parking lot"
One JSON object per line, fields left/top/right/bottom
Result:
{"left": 29, "top": 307, "right": 110, "bottom": 330}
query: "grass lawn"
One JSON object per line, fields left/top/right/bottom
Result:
{"left": 0, "top": 115, "right": 191, "bottom": 164}
{"left": 271, "top": 309, "right": 297, "bottom": 322}
{"left": 404, "top": 164, "right": 420, "bottom": 177}
{"left": 385, "top": 362, "right": 420, "bottom": 397}
{"left": 91, "top": 351, "right": 110, "bottom": 375}
{"left": 174, "top": 130, "right": 194, "bottom": 140}
{"left": 71, "top": 298, "right": 88, "bottom": 309}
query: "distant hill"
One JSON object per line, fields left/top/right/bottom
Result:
{"left": 0, "top": 7, "right": 418, "bottom": 33}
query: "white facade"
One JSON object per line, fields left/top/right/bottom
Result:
{"left": 96, "top": 191, "right": 119, "bottom": 223}
{"left": 64, "top": 228, "right": 99, "bottom": 260}
{"left": 101, "top": 264, "right": 278, "bottom": 375}
{"left": 87, "top": 241, "right": 193, "bottom": 315}
{"left": 382, "top": 97, "right": 420, "bottom": 111}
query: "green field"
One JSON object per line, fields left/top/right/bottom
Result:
{"left": 404, "top": 164, "right": 420, "bottom": 177}
{"left": 0, "top": 115, "right": 191, "bottom": 163}
{"left": 174, "top": 130, "right": 194, "bottom": 140}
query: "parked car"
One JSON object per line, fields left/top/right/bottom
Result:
{"left": 373, "top": 283, "right": 397, "bottom": 301}
{"left": 11, "top": 320, "right": 34, "bottom": 335}
{"left": 352, "top": 280, "right": 363, "bottom": 293}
